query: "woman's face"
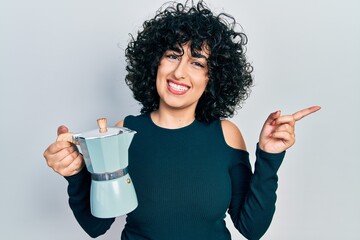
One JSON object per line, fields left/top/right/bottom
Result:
{"left": 156, "top": 42, "right": 209, "bottom": 113}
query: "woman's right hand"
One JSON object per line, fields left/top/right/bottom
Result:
{"left": 43, "top": 125, "right": 85, "bottom": 177}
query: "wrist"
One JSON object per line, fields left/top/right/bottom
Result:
{"left": 257, "top": 143, "right": 285, "bottom": 156}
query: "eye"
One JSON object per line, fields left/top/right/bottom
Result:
{"left": 165, "top": 53, "right": 179, "bottom": 60}
{"left": 192, "top": 61, "right": 205, "bottom": 68}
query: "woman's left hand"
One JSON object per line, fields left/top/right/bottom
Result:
{"left": 259, "top": 106, "right": 321, "bottom": 153}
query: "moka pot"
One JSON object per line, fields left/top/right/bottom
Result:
{"left": 59, "top": 118, "right": 137, "bottom": 218}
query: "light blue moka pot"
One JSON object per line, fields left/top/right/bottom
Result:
{"left": 71, "top": 118, "right": 137, "bottom": 218}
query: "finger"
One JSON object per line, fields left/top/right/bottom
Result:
{"left": 55, "top": 152, "right": 84, "bottom": 176}
{"left": 56, "top": 145, "right": 78, "bottom": 164}
{"left": 270, "top": 131, "right": 295, "bottom": 143}
{"left": 51, "top": 148, "right": 80, "bottom": 172}
{"left": 56, "top": 125, "right": 76, "bottom": 143}
{"left": 274, "top": 115, "right": 296, "bottom": 126}
{"left": 265, "top": 110, "right": 281, "bottom": 125}
{"left": 58, "top": 149, "right": 80, "bottom": 169}
{"left": 274, "top": 123, "right": 294, "bottom": 133}
{"left": 292, "top": 106, "right": 321, "bottom": 122}
{"left": 57, "top": 125, "right": 69, "bottom": 136}
{"left": 44, "top": 141, "right": 72, "bottom": 156}
{"left": 61, "top": 154, "right": 84, "bottom": 176}
{"left": 46, "top": 145, "right": 78, "bottom": 167}
{"left": 56, "top": 132, "right": 75, "bottom": 143}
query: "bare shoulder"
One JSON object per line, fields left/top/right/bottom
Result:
{"left": 115, "top": 120, "right": 124, "bottom": 127}
{"left": 221, "top": 119, "right": 247, "bottom": 151}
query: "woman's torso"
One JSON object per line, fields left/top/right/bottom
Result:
{"left": 122, "top": 114, "right": 247, "bottom": 240}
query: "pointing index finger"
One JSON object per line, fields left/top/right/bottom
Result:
{"left": 292, "top": 106, "right": 321, "bottom": 121}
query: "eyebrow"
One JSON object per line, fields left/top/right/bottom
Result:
{"left": 168, "top": 47, "right": 208, "bottom": 60}
{"left": 192, "top": 52, "right": 208, "bottom": 59}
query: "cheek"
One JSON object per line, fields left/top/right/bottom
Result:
{"left": 201, "top": 78, "right": 209, "bottom": 91}
{"left": 155, "top": 66, "right": 163, "bottom": 84}
{"left": 155, "top": 76, "right": 161, "bottom": 94}
{"left": 156, "top": 63, "right": 168, "bottom": 82}
{"left": 155, "top": 71, "right": 166, "bottom": 95}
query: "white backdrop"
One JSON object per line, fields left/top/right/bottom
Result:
{"left": 1, "top": 0, "right": 359, "bottom": 239}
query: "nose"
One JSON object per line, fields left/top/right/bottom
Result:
{"left": 173, "top": 58, "right": 187, "bottom": 80}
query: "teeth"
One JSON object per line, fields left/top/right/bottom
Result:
{"left": 169, "top": 82, "right": 189, "bottom": 92}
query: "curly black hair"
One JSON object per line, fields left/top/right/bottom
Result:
{"left": 125, "top": 0, "right": 253, "bottom": 122}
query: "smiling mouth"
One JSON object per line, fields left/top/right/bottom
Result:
{"left": 167, "top": 80, "right": 190, "bottom": 94}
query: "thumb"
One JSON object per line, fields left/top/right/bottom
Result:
{"left": 265, "top": 110, "right": 281, "bottom": 125}
{"left": 56, "top": 125, "right": 76, "bottom": 144}
{"left": 57, "top": 125, "right": 69, "bottom": 136}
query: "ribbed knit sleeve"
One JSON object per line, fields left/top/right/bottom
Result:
{"left": 228, "top": 144, "right": 285, "bottom": 240}
{"left": 65, "top": 167, "right": 115, "bottom": 238}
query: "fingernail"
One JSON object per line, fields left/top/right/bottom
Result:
{"left": 273, "top": 110, "right": 279, "bottom": 115}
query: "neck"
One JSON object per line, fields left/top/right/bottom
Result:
{"left": 151, "top": 106, "right": 196, "bottom": 129}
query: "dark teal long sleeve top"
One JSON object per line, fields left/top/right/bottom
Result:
{"left": 65, "top": 114, "right": 285, "bottom": 239}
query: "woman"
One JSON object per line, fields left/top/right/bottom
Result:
{"left": 44, "top": 1, "right": 320, "bottom": 239}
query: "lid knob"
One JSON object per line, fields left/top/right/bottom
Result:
{"left": 97, "top": 118, "right": 108, "bottom": 133}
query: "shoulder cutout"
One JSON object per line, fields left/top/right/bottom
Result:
{"left": 221, "top": 120, "right": 247, "bottom": 151}
{"left": 115, "top": 120, "right": 124, "bottom": 127}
